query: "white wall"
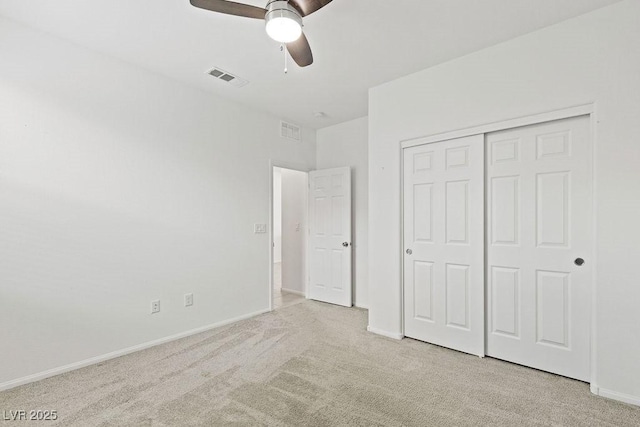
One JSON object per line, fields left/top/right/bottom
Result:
{"left": 273, "top": 168, "right": 282, "bottom": 264}
{"left": 368, "top": 0, "right": 640, "bottom": 403}
{"left": 0, "top": 17, "right": 316, "bottom": 387}
{"left": 317, "top": 117, "right": 369, "bottom": 308}
{"left": 280, "top": 169, "right": 307, "bottom": 294}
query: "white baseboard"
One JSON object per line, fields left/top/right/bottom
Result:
{"left": 367, "top": 325, "right": 403, "bottom": 340}
{"left": 280, "top": 288, "right": 305, "bottom": 297}
{"left": 591, "top": 384, "right": 640, "bottom": 407}
{"left": 0, "top": 308, "right": 271, "bottom": 392}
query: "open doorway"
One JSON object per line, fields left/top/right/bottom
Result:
{"left": 271, "top": 166, "right": 308, "bottom": 309}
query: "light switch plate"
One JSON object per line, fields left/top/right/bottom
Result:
{"left": 254, "top": 224, "right": 267, "bottom": 234}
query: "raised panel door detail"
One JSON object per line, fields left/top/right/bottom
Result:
{"left": 446, "top": 146, "right": 469, "bottom": 169}
{"left": 315, "top": 176, "right": 328, "bottom": 190}
{"left": 331, "top": 196, "right": 344, "bottom": 236}
{"left": 413, "top": 261, "right": 434, "bottom": 322}
{"left": 331, "top": 250, "right": 343, "bottom": 290}
{"left": 414, "top": 152, "right": 433, "bottom": 174}
{"left": 491, "top": 138, "right": 520, "bottom": 164}
{"left": 491, "top": 176, "right": 519, "bottom": 246}
{"left": 413, "top": 184, "right": 433, "bottom": 243}
{"left": 537, "top": 130, "right": 571, "bottom": 159}
{"left": 536, "top": 172, "right": 569, "bottom": 248}
{"left": 314, "top": 197, "right": 328, "bottom": 236}
{"left": 491, "top": 267, "right": 520, "bottom": 338}
{"left": 313, "top": 248, "right": 327, "bottom": 288}
{"left": 536, "top": 270, "right": 570, "bottom": 349}
{"left": 446, "top": 180, "right": 469, "bottom": 245}
{"left": 331, "top": 174, "right": 344, "bottom": 188}
{"left": 446, "top": 264, "right": 470, "bottom": 330}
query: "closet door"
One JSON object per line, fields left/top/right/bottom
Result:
{"left": 403, "top": 135, "right": 485, "bottom": 356}
{"left": 486, "top": 116, "right": 592, "bottom": 381}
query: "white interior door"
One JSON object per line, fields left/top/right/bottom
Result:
{"left": 308, "top": 167, "right": 352, "bottom": 307}
{"left": 403, "top": 135, "right": 484, "bottom": 356}
{"left": 486, "top": 116, "right": 592, "bottom": 381}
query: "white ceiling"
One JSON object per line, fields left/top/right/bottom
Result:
{"left": 0, "top": 0, "right": 619, "bottom": 129}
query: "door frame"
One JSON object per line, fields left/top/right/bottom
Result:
{"left": 399, "top": 103, "right": 598, "bottom": 385}
{"left": 268, "top": 160, "right": 311, "bottom": 311}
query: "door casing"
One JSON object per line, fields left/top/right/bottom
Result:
{"left": 268, "top": 161, "right": 311, "bottom": 311}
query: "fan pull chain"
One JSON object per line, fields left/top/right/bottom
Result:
{"left": 283, "top": 44, "right": 288, "bottom": 74}
{"left": 279, "top": 44, "right": 289, "bottom": 74}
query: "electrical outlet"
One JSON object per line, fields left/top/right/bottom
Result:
{"left": 184, "top": 293, "right": 194, "bottom": 307}
{"left": 151, "top": 300, "right": 160, "bottom": 314}
{"left": 254, "top": 223, "right": 267, "bottom": 234}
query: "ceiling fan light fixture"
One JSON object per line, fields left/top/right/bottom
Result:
{"left": 265, "top": 1, "right": 302, "bottom": 43}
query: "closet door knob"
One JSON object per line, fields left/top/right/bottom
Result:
{"left": 406, "top": 249, "right": 413, "bottom": 255}
{"left": 574, "top": 258, "right": 585, "bottom": 266}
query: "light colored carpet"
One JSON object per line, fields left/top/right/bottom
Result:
{"left": 1, "top": 301, "right": 639, "bottom": 426}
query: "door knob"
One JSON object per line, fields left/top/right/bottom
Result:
{"left": 406, "top": 249, "right": 412, "bottom": 255}
{"left": 574, "top": 258, "right": 585, "bottom": 266}
{"left": 342, "top": 242, "right": 349, "bottom": 247}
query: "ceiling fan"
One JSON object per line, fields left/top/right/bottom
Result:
{"left": 190, "top": 0, "right": 333, "bottom": 68}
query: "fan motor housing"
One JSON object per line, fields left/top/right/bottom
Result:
{"left": 265, "top": 1, "right": 303, "bottom": 43}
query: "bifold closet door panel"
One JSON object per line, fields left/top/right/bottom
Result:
{"left": 486, "top": 116, "right": 592, "bottom": 382}
{"left": 403, "top": 134, "right": 484, "bottom": 357}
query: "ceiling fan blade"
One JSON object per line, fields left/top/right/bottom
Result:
{"left": 189, "top": 0, "right": 266, "bottom": 19}
{"left": 287, "top": 0, "right": 332, "bottom": 17}
{"left": 286, "top": 33, "right": 313, "bottom": 67}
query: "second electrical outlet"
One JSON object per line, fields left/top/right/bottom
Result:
{"left": 184, "top": 293, "right": 194, "bottom": 307}
{"left": 151, "top": 300, "right": 160, "bottom": 314}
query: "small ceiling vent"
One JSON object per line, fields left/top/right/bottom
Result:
{"left": 207, "top": 67, "right": 249, "bottom": 88}
{"left": 281, "top": 121, "right": 301, "bottom": 141}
